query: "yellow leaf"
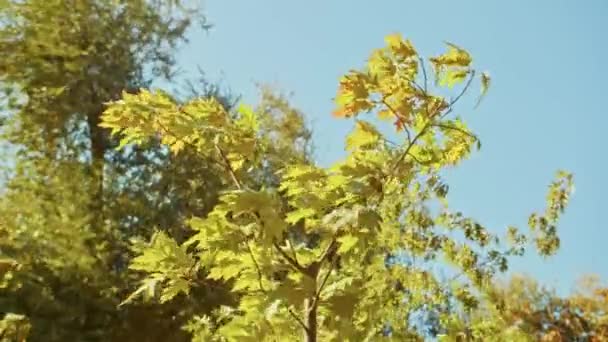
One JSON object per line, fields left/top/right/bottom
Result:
{"left": 345, "top": 120, "right": 381, "bottom": 151}
{"left": 368, "top": 49, "right": 395, "bottom": 79}
{"left": 333, "top": 72, "right": 372, "bottom": 118}
{"left": 385, "top": 33, "right": 417, "bottom": 61}
{"left": 430, "top": 41, "right": 472, "bottom": 68}
{"left": 337, "top": 235, "right": 359, "bottom": 254}
{"left": 377, "top": 109, "right": 394, "bottom": 121}
{"left": 440, "top": 69, "right": 469, "bottom": 88}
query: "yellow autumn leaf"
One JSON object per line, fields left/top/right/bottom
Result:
{"left": 385, "top": 33, "right": 417, "bottom": 61}
{"left": 377, "top": 109, "right": 394, "bottom": 121}
{"left": 368, "top": 49, "right": 395, "bottom": 79}
{"left": 333, "top": 72, "right": 373, "bottom": 118}
{"left": 440, "top": 69, "right": 470, "bottom": 88}
{"left": 345, "top": 120, "right": 381, "bottom": 151}
{"left": 430, "top": 42, "right": 472, "bottom": 68}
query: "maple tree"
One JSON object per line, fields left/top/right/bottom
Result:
{"left": 101, "top": 33, "right": 574, "bottom": 341}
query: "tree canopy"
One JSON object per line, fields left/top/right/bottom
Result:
{"left": 0, "top": 1, "right": 584, "bottom": 341}
{"left": 99, "top": 33, "right": 573, "bottom": 341}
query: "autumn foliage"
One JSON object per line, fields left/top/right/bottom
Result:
{"left": 0, "top": 1, "right": 587, "bottom": 341}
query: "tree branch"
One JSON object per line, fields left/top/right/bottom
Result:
{"left": 214, "top": 144, "right": 243, "bottom": 190}
{"left": 389, "top": 70, "right": 477, "bottom": 174}
{"left": 390, "top": 124, "right": 428, "bottom": 173}
{"left": 273, "top": 241, "right": 308, "bottom": 275}
{"left": 319, "top": 239, "right": 337, "bottom": 265}
{"left": 433, "top": 122, "right": 479, "bottom": 142}
{"left": 245, "top": 242, "right": 266, "bottom": 293}
{"left": 287, "top": 236, "right": 300, "bottom": 265}
{"left": 381, "top": 96, "right": 412, "bottom": 145}
{"left": 288, "top": 308, "right": 310, "bottom": 334}
{"left": 313, "top": 255, "right": 338, "bottom": 309}
{"left": 418, "top": 56, "right": 428, "bottom": 93}
{"left": 440, "top": 70, "right": 476, "bottom": 119}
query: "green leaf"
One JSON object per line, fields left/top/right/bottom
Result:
{"left": 337, "top": 235, "right": 359, "bottom": 254}
{"left": 160, "top": 278, "right": 191, "bottom": 303}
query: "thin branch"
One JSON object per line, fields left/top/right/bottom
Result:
{"left": 381, "top": 96, "right": 399, "bottom": 117}
{"left": 433, "top": 123, "right": 479, "bottom": 141}
{"left": 390, "top": 124, "right": 428, "bottom": 173}
{"left": 288, "top": 308, "right": 310, "bottom": 333}
{"left": 380, "top": 96, "right": 411, "bottom": 145}
{"left": 440, "top": 70, "right": 476, "bottom": 119}
{"left": 409, "top": 153, "right": 434, "bottom": 166}
{"left": 418, "top": 56, "right": 428, "bottom": 93}
{"left": 287, "top": 236, "right": 300, "bottom": 265}
{"left": 403, "top": 126, "right": 412, "bottom": 145}
{"left": 214, "top": 144, "right": 243, "bottom": 190}
{"left": 154, "top": 119, "right": 229, "bottom": 177}
{"left": 273, "top": 241, "right": 308, "bottom": 275}
{"left": 313, "top": 256, "right": 338, "bottom": 308}
{"left": 382, "top": 137, "right": 399, "bottom": 146}
{"left": 319, "top": 239, "right": 337, "bottom": 265}
{"left": 389, "top": 70, "right": 476, "bottom": 174}
{"left": 245, "top": 242, "right": 266, "bottom": 293}
{"left": 447, "top": 253, "right": 501, "bottom": 283}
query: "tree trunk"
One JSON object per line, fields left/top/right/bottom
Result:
{"left": 303, "top": 297, "right": 317, "bottom": 342}
{"left": 87, "top": 111, "right": 105, "bottom": 224}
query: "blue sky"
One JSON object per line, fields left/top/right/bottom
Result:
{"left": 173, "top": 0, "right": 607, "bottom": 294}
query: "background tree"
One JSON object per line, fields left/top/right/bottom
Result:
{"left": 0, "top": 1, "right": 311, "bottom": 340}
{"left": 101, "top": 34, "right": 574, "bottom": 341}
{"left": 438, "top": 274, "right": 608, "bottom": 341}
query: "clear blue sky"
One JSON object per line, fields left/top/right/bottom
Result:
{"left": 174, "top": 0, "right": 607, "bottom": 294}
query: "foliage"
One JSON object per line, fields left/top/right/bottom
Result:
{"left": 441, "top": 274, "right": 608, "bottom": 341}
{"left": 0, "top": 313, "right": 30, "bottom": 342}
{"left": 0, "top": 2, "right": 316, "bottom": 340}
{"left": 0, "top": 0, "right": 246, "bottom": 341}
{"left": 102, "top": 33, "right": 574, "bottom": 341}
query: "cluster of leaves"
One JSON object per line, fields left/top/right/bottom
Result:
{"left": 102, "top": 34, "right": 574, "bottom": 340}
{"left": 0, "top": 313, "right": 30, "bottom": 342}
{"left": 440, "top": 274, "right": 608, "bottom": 341}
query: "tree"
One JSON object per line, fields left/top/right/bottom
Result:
{"left": 0, "top": 0, "right": 229, "bottom": 340}
{"left": 0, "top": 0, "right": 206, "bottom": 230}
{"left": 439, "top": 274, "right": 608, "bottom": 341}
{"left": 101, "top": 33, "right": 574, "bottom": 340}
